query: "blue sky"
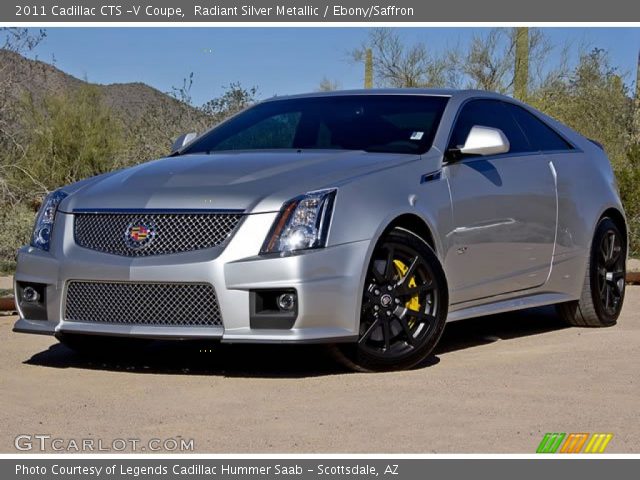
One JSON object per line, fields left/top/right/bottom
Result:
{"left": 19, "top": 27, "right": 640, "bottom": 105}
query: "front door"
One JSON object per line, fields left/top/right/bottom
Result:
{"left": 443, "top": 99, "right": 557, "bottom": 304}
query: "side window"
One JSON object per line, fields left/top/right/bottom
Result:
{"left": 448, "top": 100, "right": 531, "bottom": 154}
{"left": 503, "top": 103, "right": 573, "bottom": 151}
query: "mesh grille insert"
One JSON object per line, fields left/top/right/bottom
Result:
{"left": 74, "top": 212, "right": 243, "bottom": 257}
{"left": 65, "top": 282, "right": 222, "bottom": 327}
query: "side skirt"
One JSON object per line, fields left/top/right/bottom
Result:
{"left": 446, "top": 292, "right": 575, "bottom": 322}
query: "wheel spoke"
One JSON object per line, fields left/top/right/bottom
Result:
{"left": 397, "top": 282, "right": 433, "bottom": 298}
{"left": 599, "top": 278, "right": 607, "bottom": 296}
{"left": 600, "top": 242, "right": 608, "bottom": 263}
{"left": 398, "top": 318, "right": 416, "bottom": 346}
{"left": 405, "top": 310, "right": 435, "bottom": 325}
{"left": 382, "top": 321, "right": 392, "bottom": 351}
{"left": 371, "top": 266, "right": 384, "bottom": 284}
{"left": 358, "top": 318, "right": 381, "bottom": 344}
{"left": 603, "top": 232, "right": 621, "bottom": 267}
{"left": 383, "top": 246, "right": 396, "bottom": 281}
{"left": 607, "top": 246, "right": 621, "bottom": 268}
{"left": 397, "top": 256, "right": 419, "bottom": 287}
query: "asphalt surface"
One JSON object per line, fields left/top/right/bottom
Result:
{"left": 1, "top": 287, "right": 639, "bottom": 453}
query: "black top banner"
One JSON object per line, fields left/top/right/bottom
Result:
{"left": 4, "top": 0, "right": 640, "bottom": 22}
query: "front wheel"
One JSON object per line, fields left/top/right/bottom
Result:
{"left": 331, "top": 228, "right": 448, "bottom": 372}
{"left": 556, "top": 217, "right": 626, "bottom": 327}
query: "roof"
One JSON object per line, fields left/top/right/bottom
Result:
{"left": 262, "top": 88, "right": 510, "bottom": 102}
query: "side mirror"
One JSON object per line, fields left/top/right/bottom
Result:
{"left": 171, "top": 132, "right": 197, "bottom": 154}
{"left": 448, "top": 126, "right": 510, "bottom": 160}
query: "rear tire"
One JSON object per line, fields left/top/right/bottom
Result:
{"left": 556, "top": 217, "right": 626, "bottom": 327}
{"left": 56, "top": 333, "right": 150, "bottom": 357}
{"left": 331, "top": 228, "right": 448, "bottom": 372}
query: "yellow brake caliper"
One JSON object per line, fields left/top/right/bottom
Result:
{"left": 393, "top": 259, "right": 421, "bottom": 328}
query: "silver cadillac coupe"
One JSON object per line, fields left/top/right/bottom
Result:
{"left": 14, "top": 89, "right": 627, "bottom": 371}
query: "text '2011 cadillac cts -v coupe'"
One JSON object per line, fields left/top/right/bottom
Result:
{"left": 14, "top": 89, "right": 627, "bottom": 371}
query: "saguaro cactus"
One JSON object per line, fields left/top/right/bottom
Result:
{"left": 514, "top": 27, "right": 529, "bottom": 100}
{"left": 364, "top": 49, "right": 373, "bottom": 89}
{"left": 634, "top": 50, "right": 640, "bottom": 144}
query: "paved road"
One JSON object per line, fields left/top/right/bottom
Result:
{"left": 1, "top": 287, "right": 639, "bottom": 453}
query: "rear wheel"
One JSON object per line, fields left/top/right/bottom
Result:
{"left": 331, "top": 228, "right": 448, "bottom": 372}
{"left": 56, "top": 333, "right": 150, "bottom": 357}
{"left": 556, "top": 217, "right": 626, "bottom": 327}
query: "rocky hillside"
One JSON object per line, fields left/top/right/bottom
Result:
{"left": 0, "top": 48, "right": 203, "bottom": 127}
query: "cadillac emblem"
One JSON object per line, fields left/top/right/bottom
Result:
{"left": 124, "top": 220, "right": 156, "bottom": 249}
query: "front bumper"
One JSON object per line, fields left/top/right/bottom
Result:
{"left": 13, "top": 212, "right": 370, "bottom": 343}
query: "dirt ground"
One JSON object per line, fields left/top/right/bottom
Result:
{"left": 1, "top": 287, "right": 638, "bottom": 453}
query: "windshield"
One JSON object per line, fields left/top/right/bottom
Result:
{"left": 181, "top": 95, "right": 449, "bottom": 155}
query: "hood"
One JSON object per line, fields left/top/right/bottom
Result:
{"left": 60, "top": 150, "right": 419, "bottom": 213}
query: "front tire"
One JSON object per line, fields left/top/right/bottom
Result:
{"left": 332, "top": 228, "right": 448, "bottom": 372}
{"left": 557, "top": 217, "right": 626, "bottom": 327}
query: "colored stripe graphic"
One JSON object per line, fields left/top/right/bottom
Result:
{"left": 536, "top": 433, "right": 566, "bottom": 453}
{"left": 537, "top": 433, "right": 614, "bottom": 453}
{"left": 584, "top": 433, "right": 614, "bottom": 453}
{"left": 560, "top": 433, "right": 589, "bottom": 453}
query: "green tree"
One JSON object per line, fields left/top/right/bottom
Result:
{"left": 17, "top": 85, "right": 124, "bottom": 200}
{"left": 530, "top": 48, "right": 634, "bottom": 168}
{"left": 200, "top": 82, "right": 259, "bottom": 122}
{"left": 617, "top": 146, "right": 640, "bottom": 257}
{"left": 456, "top": 28, "right": 552, "bottom": 94}
{"left": 351, "top": 28, "right": 453, "bottom": 88}
{"left": 126, "top": 73, "right": 212, "bottom": 165}
{"left": 0, "top": 28, "right": 46, "bottom": 204}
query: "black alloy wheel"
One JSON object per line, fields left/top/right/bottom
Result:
{"left": 557, "top": 217, "right": 626, "bottom": 327}
{"left": 594, "top": 225, "right": 626, "bottom": 318}
{"left": 331, "top": 228, "right": 448, "bottom": 372}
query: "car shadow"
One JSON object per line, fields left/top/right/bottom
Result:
{"left": 24, "top": 306, "right": 567, "bottom": 378}
{"left": 436, "top": 305, "right": 568, "bottom": 355}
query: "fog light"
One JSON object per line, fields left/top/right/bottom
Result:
{"left": 250, "top": 289, "right": 297, "bottom": 329}
{"left": 277, "top": 293, "right": 296, "bottom": 312}
{"left": 22, "top": 286, "right": 40, "bottom": 303}
{"left": 16, "top": 282, "right": 48, "bottom": 321}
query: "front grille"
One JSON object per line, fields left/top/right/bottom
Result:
{"left": 64, "top": 282, "right": 222, "bottom": 327}
{"left": 74, "top": 212, "right": 243, "bottom": 257}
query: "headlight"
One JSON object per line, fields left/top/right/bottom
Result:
{"left": 261, "top": 188, "right": 337, "bottom": 255}
{"left": 31, "top": 190, "right": 68, "bottom": 251}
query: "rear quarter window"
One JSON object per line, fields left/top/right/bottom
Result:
{"left": 504, "top": 103, "right": 573, "bottom": 152}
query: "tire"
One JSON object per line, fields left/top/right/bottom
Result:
{"left": 556, "top": 217, "right": 626, "bottom": 327}
{"left": 55, "top": 333, "right": 150, "bottom": 357}
{"left": 331, "top": 228, "right": 449, "bottom": 372}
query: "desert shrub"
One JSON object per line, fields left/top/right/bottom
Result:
{"left": 0, "top": 202, "right": 35, "bottom": 273}
{"left": 617, "top": 146, "right": 640, "bottom": 258}
{"left": 15, "top": 85, "right": 124, "bottom": 202}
